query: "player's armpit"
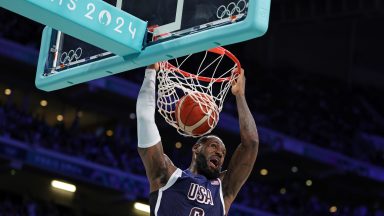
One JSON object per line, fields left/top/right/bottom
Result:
{"left": 221, "top": 142, "right": 258, "bottom": 211}
{"left": 138, "top": 142, "right": 177, "bottom": 192}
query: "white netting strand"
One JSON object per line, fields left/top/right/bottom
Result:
{"left": 157, "top": 47, "right": 240, "bottom": 137}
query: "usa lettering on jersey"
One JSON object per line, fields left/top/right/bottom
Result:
{"left": 187, "top": 183, "right": 214, "bottom": 205}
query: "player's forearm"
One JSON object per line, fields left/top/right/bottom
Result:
{"left": 235, "top": 95, "right": 259, "bottom": 147}
{"left": 136, "top": 68, "right": 161, "bottom": 148}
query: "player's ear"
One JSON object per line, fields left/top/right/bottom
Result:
{"left": 192, "top": 143, "right": 201, "bottom": 153}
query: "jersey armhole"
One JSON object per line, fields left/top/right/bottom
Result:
{"left": 154, "top": 168, "right": 183, "bottom": 216}
{"left": 160, "top": 168, "right": 182, "bottom": 191}
{"left": 218, "top": 178, "right": 226, "bottom": 216}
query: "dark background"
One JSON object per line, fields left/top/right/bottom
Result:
{"left": 0, "top": 0, "right": 384, "bottom": 215}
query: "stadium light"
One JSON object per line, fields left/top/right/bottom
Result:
{"left": 106, "top": 129, "right": 114, "bottom": 137}
{"left": 4, "top": 88, "right": 11, "bottom": 95}
{"left": 291, "top": 166, "right": 298, "bottom": 173}
{"left": 134, "top": 202, "right": 150, "bottom": 213}
{"left": 40, "top": 100, "right": 48, "bottom": 107}
{"left": 175, "top": 142, "right": 182, "bottom": 149}
{"left": 329, "top": 206, "right": 337, "bottom": 213}
{"left": 56, "top": 114, "right": 64, "bottom": 122}
{"left": 260, "top": 169, "right": 268, "bottom": 176}
{"left": 51, "top": 180, "right": 76, "bottom": 192}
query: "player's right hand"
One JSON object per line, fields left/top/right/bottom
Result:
{"left": 147, "top": 63, "right": 160, "bottom": 72}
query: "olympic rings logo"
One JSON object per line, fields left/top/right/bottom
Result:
{"left": 216, "top": 0, "right": 248, "bottom": 19}
{"left": 60, "top": 47, "right": 83, "bottom": 64}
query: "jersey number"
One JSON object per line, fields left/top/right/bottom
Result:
{"left": 189, "top": 207, "right": 205, "bottom": 216}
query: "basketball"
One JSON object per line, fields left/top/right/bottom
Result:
{"left": 175, "top": 92, "right": 219, "bottom": 136}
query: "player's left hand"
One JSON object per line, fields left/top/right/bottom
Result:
{"left": 231, "top": 68, "right": 245, "bottom": 96}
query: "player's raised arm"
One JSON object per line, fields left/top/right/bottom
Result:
{"left": 136, "top": 63, "right": 176, "bottom": 192}
{"left": 221, "top": 68, "right": 259, "bottom": 211}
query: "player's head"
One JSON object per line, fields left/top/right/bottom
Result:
{"left": 192, "top": 135, "right": 226, "bottom": 179}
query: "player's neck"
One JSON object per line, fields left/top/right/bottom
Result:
{"left": 188, "top": 163, "right": 199, "bottom": 175}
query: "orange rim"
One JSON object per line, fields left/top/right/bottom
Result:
{"left": 163, "top": 47, "right": 241, "bottom": 83}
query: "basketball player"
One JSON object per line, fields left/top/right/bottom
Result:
{"left": 136, "top": 63, "right": 258, "bottom": 216}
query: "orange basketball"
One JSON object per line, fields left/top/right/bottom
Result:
{"left": 175, "top": 92, "right": 219, "bottom": 136}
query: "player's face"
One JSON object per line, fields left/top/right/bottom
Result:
{"left": 196, "top": 136, "right": 226, "bottom": 179}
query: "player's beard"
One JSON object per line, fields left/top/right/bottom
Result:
{"left": 196, "top": 153, "right": 220, "bottom": 180}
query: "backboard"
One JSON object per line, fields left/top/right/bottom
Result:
{"left": 35, "top": 0, "right": 271, "bottom": 91}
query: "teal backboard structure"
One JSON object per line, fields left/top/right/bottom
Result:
{"left": 1, "top": 0, "right": 271, "bottom": 91}
{"left": 0, "top": 0, "right": 147, "bottom": 56}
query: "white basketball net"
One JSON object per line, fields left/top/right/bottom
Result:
{"left": 157, "top": 48, "right": 240, "bottom": 137}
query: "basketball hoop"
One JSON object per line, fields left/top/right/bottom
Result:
{"left": 157, "top": 47, "right": 241, "bottom": 137}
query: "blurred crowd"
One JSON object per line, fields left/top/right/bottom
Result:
{"left": 0, "top": 191, "right": 75, "bottom": 216}
{"left": 0, "top": 101, "right": 142, "bottom": 174}
{"left": 0, "top": 9, "right": 42, "bottom": 49}
{"left": 237, "top": 181, "right": 384, "bottom": 216}
{"left": 224, "top": 69, "right": 384, "bottom": 166}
